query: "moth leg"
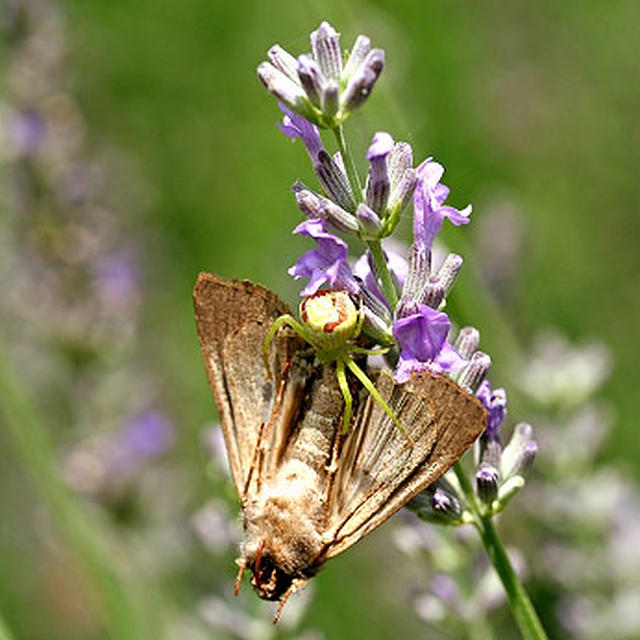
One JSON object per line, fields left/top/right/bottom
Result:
{"left": 344, "top": 356, "right": 414, "bottom": 446}
{"left": 335, "top": 358, "right": 353, "bottom": 433}
{"left": 262, "top": 314, "right": 314, "bottom": 370}
{"left": 234, "top": 559, "right": 246, "bottom": 596}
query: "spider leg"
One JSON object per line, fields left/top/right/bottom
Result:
{"left": 335, "top": 358, "right": 354, "bottom": 433}
{"left": 349, "top": 345, "right": 391, "bottom": 356}
{"left": 344, "top": 355, "right": 414, "bottom": 446}
{"left": 262, "top": 314, "right": 314, "bottom": 370}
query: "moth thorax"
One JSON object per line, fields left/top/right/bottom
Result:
{"left": 300, "top": 290, "right": 358, "bottom": 350}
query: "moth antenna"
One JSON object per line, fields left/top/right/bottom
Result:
{"left": 234, "top": 560, "right": 245, "bottom": 596}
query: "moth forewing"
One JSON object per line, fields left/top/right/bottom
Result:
{"left": 323, "top": 369, "right": 487, "bottom": 558}
{"left": 193, "top": 273, "right": 487, "bottom": 609}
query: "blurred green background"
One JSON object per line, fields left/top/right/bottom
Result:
{"left": 2, "top": 0, "right": 639, "bottom": 638}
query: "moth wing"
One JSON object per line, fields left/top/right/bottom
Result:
{"left": 322, "top": 369, "right": 486, "bottom": 559}
{"left": 193, "top": 273, "right": 305, "bottom": 501}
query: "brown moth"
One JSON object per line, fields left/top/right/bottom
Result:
{"left": 193, "top": 273, "right": 486, "bottom": 618}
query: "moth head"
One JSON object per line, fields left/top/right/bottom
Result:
{"left": 299, "top": 290, "right": 360, "bottom": 351}
{"left": 245, "top": 542, "right": 296, "bottom": 601}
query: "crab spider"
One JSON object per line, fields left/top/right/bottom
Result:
{"left": 263, "top": 290, "right": 412, "bottom": 444}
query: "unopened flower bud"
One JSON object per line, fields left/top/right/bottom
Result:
{"left": 342, "top": 34, "right": 371, "bottom": 81}
{"left": 356, "top": 203, "right": 383, "bottom": 239}
{"left": 408, "top": 486, "right": 463, "bottom": 525}
{"left": 497, "top": 475, "right": 526, "bottom": 508}
{"left": 454, "top": 326, "right": 480, "bottom": 360}
{"left": 297, "top": 54, "right": 324, "bottom": 106}
{"left": 479, "top": 437, "right": 502, "bottom": 470}
{"left": 502, "top": 422, "right": 537, "bottom": 480}
{"left": 366, "top": 132, "right": 393, "bottom": 213}
{"left": 476, "top": 463, "right": 500, "bottom": 506}
{"left": 311, "top": 21, "right": 342, "bottom": 82}
{"left": 321, "top": 80, "right": 340, "bottom": 119}
{"left": 294, "top": 188, "right": 358, "bottom": 234}
{"left": 257, "top": 62, "right": 307, "bottom": 113}
{"left": 316, "top": 150, "right": 355, "bottom": 211}
{"left": 341, "top": 49, "right": 385, "bottom": 112}
{"left": 402, "top": 241, "right": 431, "bottom": 303}
{"left": 385, "top": 168, "right": 417, "bottom": 232}
{"left": 387, "top": 142, "right": 414, "bottom": 187}
{"left": 421, "top": 279, "right": 445, "bottom": 309}
{"left": 267, "top": 45, "right": 299, "bottom": 80}
{"left": 459, "top": 351, "right": 491, "bottom": 393}
{"left": 435, "top": 254, "right": 463, "bottom": 295}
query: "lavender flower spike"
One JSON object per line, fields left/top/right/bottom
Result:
{"left": 259, "top": 22, "right": 385, "bottom": 127}
{"left": 365, "top": 132, "right": 394, "bottom": 214}
{"left": 288, "top": 218, "right": 359, "bottom": 296}
{"left": 413, "top": 158, "right": 472, "bottom": 251}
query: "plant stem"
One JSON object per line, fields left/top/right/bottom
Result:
{"left": 452, "top": 462, "right": 548, "bottom": 640}
{"left": 332, "top": 124, "right": 399, "bottom": 310}
{"left": 0, "top": 339, "right": 145, "bottom": 640}
{"left": 332, "top": 124, "right": 362, "bottom": 199}
{"left": 368, "top": 238, "right": 399, "bottom": 310}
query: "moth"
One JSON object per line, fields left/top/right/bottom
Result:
{"left": 193, "top": 273, "right": 486, "bottom": 619}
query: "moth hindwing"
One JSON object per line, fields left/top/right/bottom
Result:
{"left": 193, "top": 273, "right": 487, "bottom": 613}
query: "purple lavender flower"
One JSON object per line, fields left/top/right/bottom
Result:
{"left": 288, "top": 218, "right": 359, "bottom": 295}
{"left": 476, "top": 380, "right": 507, "bottom": 441}
{"left": 94, "top": 250, "right": 140, "bottom": 310}
{"left": 8, "top": 108, "right": 46, "bottom": 156}
{"left": 119, "top": 411, "right": 174, "bottom": 464}
{"left": 365, "top": 131, "right": 394, "bottom": 213}
{"left": 277, "top": 104, "right": 325, "bottom": 164}
{"left": 393, "top": 303, "right": 451, "bottom": 382}
{"left": 413, "top": 159, "right": 472, "bottom": 251}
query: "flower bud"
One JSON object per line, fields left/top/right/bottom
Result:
{"left": 501, "top": 422, "right": 537, "bottom": 480}
{"left": 297, "top": 54, "right": 324, "bottom": 107}
{"left": 408, "top": 486, "right": 464, "bottom": 525}
{"left": 458, "top": 351, "right": 491, "bottom": 393}
{"left": 476, "top": 463, "right": 500, "bottom": 506}
{"left": 257, "top": 62, "right": 306, "bottom": 112}
{"left": 321, "top": 80, "right": 340, "bottom": 119}
{"left": 365, "top": 132, "right": 394, "bottom": 214}
{"left": 310, "top": 21, "right": 342, "bottom": 82}
{"left": 435, "top": 254, "right": 463, "bottom": 295}
{"left": 294, "top": 187, "right": 358, "bottom": 235}
{"left": 454, "top": 326, "right": 480, "bottom": 360}
{"left": 421, "top": 279, "right": 445, "bottom": 309}
{"left": 316, "top": 150, "right": 355, "bottom": 212}
{"left": 267, "top": 45, "right": 299, "bottom": 80}
{"left": 342, "top": 34, "right": 371, "bottom": 81}
{"left": 355, "top": 203, "right": 383, "bottom": 239}
{"left": 497, "top": 475, "right": 526, "bottom": 508}
{"left": 341, "top": 49, "right": 385, "bottom": 112}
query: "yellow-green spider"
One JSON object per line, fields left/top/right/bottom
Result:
{"left": 263, "top": 289, "right": 411, "bottom": 443}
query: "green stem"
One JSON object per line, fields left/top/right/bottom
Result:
{"left": 368, "top": 239, "right": 399, "bottom": 310}
{"left": 0, "top": 339, "right": 145, "bottom": 640}
{"left": 453, "top": 462, "right": 548, "bottom": 640}
{"left": 332, "top": 124, "right": 362, "bottom": 199}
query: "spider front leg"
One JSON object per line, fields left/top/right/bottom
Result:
{"left": 262, "top": 314, "right": 317, "bottom": 370}
{"left": 335, "top": 358, "right": 353, "bottom": 433}
{"left": 343, "top": 355, "right": 414, "bottom": 446}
